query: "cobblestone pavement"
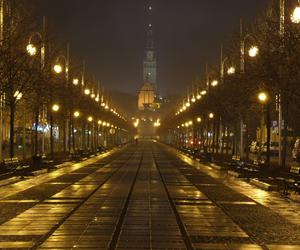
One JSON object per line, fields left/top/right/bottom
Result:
{"left": 0, "top": 142, "right": 299, "bottom": 249}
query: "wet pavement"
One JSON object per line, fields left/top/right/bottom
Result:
{"left": 0, "top": 142, "right": 299, "bottom": 249}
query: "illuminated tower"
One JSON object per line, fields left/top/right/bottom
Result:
{"left": 143, "top": 20, "right": 157, "bottom": 84}
{"left": 138, "top": 3, "right": 157, "bottom": 110}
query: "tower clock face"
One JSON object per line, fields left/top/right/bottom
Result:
{"left": 147, "top": 51, "right": 154, "bottom": 60}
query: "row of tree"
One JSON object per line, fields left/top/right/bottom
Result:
{"left": 0, "top": 1, "right": 132, "bottom": 159}
{"left": 161, "top": 1, "right": 300, "bottom": 168}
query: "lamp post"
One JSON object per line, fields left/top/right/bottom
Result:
{"left": 53, "top": 44, "right": 70, "bottom": 154}
{"left": 239, "top": 20, "right": 259, "bottom": 160}
{"left": 50, "top": 104, "right": 60, "bottom": 158}
{"left": 258, "top": 92, "right": 270, "bottom": 166}
{"left": 87, "top": 116, "right": 93, "bottom": 150}
{"left": 278, "top": 0, "right": 300, "bottom": 167}
{"left": 72, "top": 111, "right": 80, "bottom": 152}
{"left": 27, "top": 18, "right": 46, "bottom": 157}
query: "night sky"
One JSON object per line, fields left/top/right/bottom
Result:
{"left": 35, "top": 1, "right": 270, "bottom": 97}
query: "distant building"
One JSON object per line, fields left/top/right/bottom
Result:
{"left": 137, "top": 4, "right": 161, "bottom": 137}
{"left": 138, "top": 81, "right": 156, "bottom": 110}
{"left": 138, "top": 17, "right": 158, "bottom": 111}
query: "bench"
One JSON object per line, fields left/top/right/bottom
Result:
{"left": 3, "top": 157, "right": 32, "bottom": 178}
{"left": 243, "top": 159, "right": 265, "bottom": 173}
{"left": 70, "top": 152, "right": 82, "bottom": 162}
{"left": 276, "top": 165, "right": 300, "bottom": 195}
{"left": 226, "top": 155, "right": 244, "bottom": 168}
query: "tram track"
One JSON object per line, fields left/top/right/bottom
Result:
{"left": 152, "top": 146, "right": 194, "bottom": 250}
{"left": 32, "top": 146, "right": 140, "bottom": 249}
{"left": 108, "top": 146, "right": 145, "bottom": 250}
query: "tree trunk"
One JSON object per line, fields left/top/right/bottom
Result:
{"left": 226, "top": 125, "right": 230, "bottom": 156}
{"left": 282, "top": 98, "right": 289, "bottom": 168}
{"left": 50, "top": 112, "right": 54, "bottom": 158}
{"left": 9, "top": 103, "right": 15, "bottom": 158}
{"left": 72, "top": 117, "right": 76, "bottom": 152}
{"left": 34, "top": 107, "right": 39, "bottom": 156}
{"left": 266, "top": 104, "right": 271, "bottom": 167}
{"left": 221, "top": 122, "right": 226, "bottom": 154}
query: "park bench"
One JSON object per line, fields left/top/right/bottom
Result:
{"left": 70, "top": 152, "right": 82, "bottom": 162}
{"left": 242, "top": 159, "right": 265, "bottom": 173}
{"left": 276, "top": 165, "right": 300, "bottom": 195}
{"left": 225, "top": 155, "right": 244, "bottom": 168}
{"left": 3, "top": 157, "right": 32, "bottom": 178}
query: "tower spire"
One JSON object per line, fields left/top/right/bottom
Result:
{"left": 143, "top": 1, "right": 157, "bottom": 85}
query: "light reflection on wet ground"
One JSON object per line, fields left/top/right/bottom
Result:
{"left": 0, "top": 142, "right": 299, "bottom": 249}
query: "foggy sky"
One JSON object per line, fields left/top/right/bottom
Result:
{"left": 36, "top": 0, "right": 270, "bottom": 96}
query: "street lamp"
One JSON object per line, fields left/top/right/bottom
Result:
{"left": 74, "top": 111, "right": 80, "bottom": 118}
{"left": 52, "top": 104, "right": 60, "bottom": 112}
{"left": 278, "top": 0, "right": 300, "bottom": 167}
{"left": 26, "top": 44, "right": 37, "bottom": 56}
{"left": 257, "top": 91, "right": 270, "bottom": 165}
{"left": 84, "top": 88, "right": 91, "bottom": 95}
{"left": 258, "top": 92, "right": 268, "bottom": 104}
{"left": 53, "top": 64, "right": 63, "bottom": 74}
{"left": 14, "top": 91, "right": 23, "bottom": 101}
{"left": 291, "top": 5, "right": 300, "bottom": 23}
{"left": 27, "top": 30, "right": 47, "bottom": 157}
{"left": 87, "top": 116, "right": 93, "bottom": 122}
{"left": 197, "top": 117, "right": 202, "bottom": 123}
{"left": 209, "top": 113, "right": 214, "bottom": 119}
{"left": 73, "top": 78, "right": 79, "bottom": 86}
{"left": 211, "top": 80, "right": 219, "bottom": 87}
{"left": 227, "top": 66, "right": 236, "bottom": 75}
{"left": 248, "top": 45, "right": 259, "bottom": 58}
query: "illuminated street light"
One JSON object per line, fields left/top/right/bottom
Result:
{"left": 248, "top": 46, "right": 259, "bottom": 57}
{"left": 186, "top": 102, "right": 191, "bottom": 107}
{"left": 87, "top": 116, "right": 93, "bottom": 122}
{"left": 188, "top": 121, "right": 193, "bottom": 125}
{"left": 91, "top": 92, "right": 96, "bottom": 99}
{"left": 74, "top": 111, "right": 80, "bottom": 118}
{"left": 197, "top": 117, "right": 202, "bottom": 123}
{"left": 52, "top": 104, "right": 60, "bottom": 112}
{"left": 209, "top": 113, "right": 214, "bottom": 119}
{"left": 227, "top": 66, "right": 236, "bottom": 75}
{"left": 26, "top": 44, "right": 37, "bottom": 56}
{"left": 191, "top": 96, "right": 196, "bottom": 103}
{"left": 258, "top": 91, "right": 268, "bottom": 104}
{"left": 98, "top": 120, "right": 102, "bottom": 125}
{"left": 201, "top": 90, "right": 207, "bottom": 95}
{"left": 14, "top": 91, "right": 23, "bottom": 100}
{"left": 211, "top": 80, "right": 219, "bottom": 87}
{"left": 84, "top": 88, "right": 91, "bottom": 95}
{"left": 73, "top": 78, "right": 79, "bottom": 86}
{"left": 196, "top": 94, "right": 202, "bottom": 100}
{"left": 53, "top": 64, "right": 63, "bottom": 74}
{"left": 291, "top": 6, "right": 300, "bottom": 23}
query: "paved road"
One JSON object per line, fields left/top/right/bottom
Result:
{"left": 0, "top": 142, "right": 299, "bottom": 249}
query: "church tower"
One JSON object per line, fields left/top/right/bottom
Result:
{"left": 143, "top": 21, "right": 157, "bottom": 84}
{"left": 138, "top": 3, "right": 157, "bottom": 111}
